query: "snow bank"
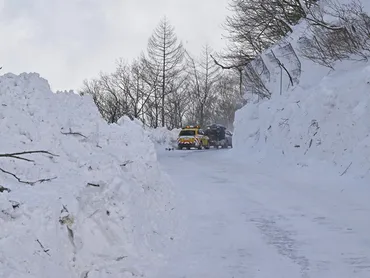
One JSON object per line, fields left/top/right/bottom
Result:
{"left": 233, "top": 6, "right": 370, "bottom": 181}
{"left": 0, "top": 73, "right": 177, "bottom": 278}
{"left": 147, "top": 127, "right": 181, "bottom": 149}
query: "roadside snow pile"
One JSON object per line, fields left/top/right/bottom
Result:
{"left": 0, "top": 73, "right": 177, "bottom": 278}
{"left": 147, "top": 127, "right": 180, "bottom": 148}
{"left": 233, "top": 11, "right": 370, "bottom": 180}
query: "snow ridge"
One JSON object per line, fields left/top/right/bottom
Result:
{"left": 233, "top": 4, "right": 370, "bottom": 180}
{"left": 0, "top": 73, "right": 177, "bottom": 278}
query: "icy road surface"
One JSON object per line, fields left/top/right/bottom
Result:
{"left": 156, "top": 148, "right": 370, "bottom": 278}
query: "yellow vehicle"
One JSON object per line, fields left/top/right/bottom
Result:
{"left": 177, "top": 125, "right": 210, "bottom": 150}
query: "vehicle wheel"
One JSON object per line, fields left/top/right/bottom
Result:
{"left": 204, "top": 144, "right": 210, "bottom": 149}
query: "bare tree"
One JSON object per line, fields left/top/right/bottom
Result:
{"left": 222, "top": 0, "right": 314, "bottom": 65}
{"left": 80, "top": 17, "right": 241, "bottom": 129}
{"left": 140, "top": 53, "right": 161, "bottom": 127}
{"left": 186, "top": 44, "right": 221, "bottom": 126}
{"left": 165, "top": 75, "right": 191, "bottom": 128}
{"left": 81, "top": 73, "right": 129, "bottom": 123}
{"left": 111, "top": 58, "right": 154, "bottom": 122}
{"left": 144, "top": 16, "right": 185, "bottom": 127}
{"left": 298, "top": 0, "right": 370, "bottom": 67}
{"left": 210, "top": 72, "right": 243, "bottom": 129}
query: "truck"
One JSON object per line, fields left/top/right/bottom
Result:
{"left": 204, "top": 124, "right": 230, "bottom": 149}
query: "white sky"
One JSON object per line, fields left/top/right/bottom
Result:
{"left": 0, "top": 0, "right": 230, "bottom": 91}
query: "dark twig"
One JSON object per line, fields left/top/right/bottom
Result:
{"left": 0, "top": 150, "right": 58, "bottom": 185}
{"left": 0, "top": 150, "right": 58, "bottom": 160}
{"left": 340, "top": 162, "right": 352, "bottom": 176}
{"left": 87, "top": 182, "right": 100, "bottom": 187}
{"left": 61, "top": 128, "right": 87, "bottom": 138}
{"left": 210, "top": 54, "right": 249, "bottom": 69}
{"left": 120, "top": 160, "right": 133, "bottom": 167}
{"left": 36, "top": 239, "right": 51, "bottom": 256}
{"left": 0, "top": 185, "right": 11, "bottom": 193}
{"left": 0, "top": 167, "right": 56, "bottom": 185}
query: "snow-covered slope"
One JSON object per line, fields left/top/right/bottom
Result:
{"left": 233, "top": 5, "right": 370, "bottom": 181}
{"left": 0, "top": 73, "right": 177, "bottom": 278}
{"left": 147, "top": 127, "right": 181, "bottom": 149}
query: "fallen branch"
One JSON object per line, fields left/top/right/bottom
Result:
{"left": 61, "top": 128, "right": 87, "bottom": 138}
{"left": 1, "top": 209, "right": 15, "bottom": 219}
{"left": 61, "top": 204, "right": 69, "bottom": 213}
{"left": 36, "top": 239, "right": 51, "bottom": 256}
{"left": 0, "top": 167, "right": 56, "bottom": 185}
{"left": 116, "top": 256, "right": 128, "bottom": 261}
{"left": 87, "top": 182, "right": 100, "bottom": 187}
{"left": 10, "top": 201, "right": 20, "bottom": 209}
{"left": 120, "top": 160, "right": 133, "bottom": 167}
{"left": 340, "top": 162, "right": 352, "bottom": 176}
{"left": 0, "top": 185, "right": 11, "bottom": 193}
{"left": 0, "top": 150, "right": 58, "bottom": 185}
{"left": 0, "top": 150, "right": 58, "bottom": 162}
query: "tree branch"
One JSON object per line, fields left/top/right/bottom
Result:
{"left": 0, "top": 150, "right": 58, "bottom": 161}
{"left": 0, "top": 167, "right": 57, "bottom": 185}
{"left": 0, "top": 185, "right": 11, "bottom": 193}
{"left": 36, "top": 239, "right": 51, "bottom": 256}
{"left": 0, "top": 150, "right": 59, "bottom": 186}
{"left": 270, "top": 49, "right": 294, "bottom": 86}
{"left": 210, "top": 54, "right": 248, "bottom": 70}
{"left": 305, "top": 17, "right": 345, "bottom": 31}
{"left": 60, "top": 128, "right": 87, "bottom": 138}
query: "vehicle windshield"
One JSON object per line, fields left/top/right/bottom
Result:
{"left": 179, "top": 130, "right": 195, "bottom": 136}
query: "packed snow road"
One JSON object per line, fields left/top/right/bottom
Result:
{"left": 156, "top": 148, "right": 370, "bottom": 278}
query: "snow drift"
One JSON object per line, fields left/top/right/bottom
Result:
{"left": 147, "top": 127, "right": 181, "bottom": 149}
{"left": 0, "top": 73, "right": 177, "bottom": 278}
{"left": 233, "top": 4, "right": 370, "bottom": 181}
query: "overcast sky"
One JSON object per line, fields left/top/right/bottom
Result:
{"left": 0, "top": 0, "right": 230, "bottom": 91}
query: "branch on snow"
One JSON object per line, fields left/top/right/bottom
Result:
{"left": 36, "top": 239, "right": 51, "bottom": 256}
{"left": 0, "top": 167, "right": 57, "bottom": 186}
{"left": 0, "top": 185, "right": 11, "bottom": 193}
{"left": 120, "top": 160, "right": 133, "bottom": 167}
{"left": 60, "top": 128, "right": 87, "bottom": 138}
{"left": 87, "top": 182, "right": 100, "bottom": 187}
{"left": 340, "top": 162, "right": 352, "bottom": 176}
{"left": 0, "top": 150, "right": 58, "bottom": 162}
{"left": 0, "top": 150, "right": 58, "bottom": 186}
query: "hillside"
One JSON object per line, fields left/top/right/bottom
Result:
{"left": 232, "top": 1, "right": 370, "bottom": 181}
{"left": 0, "top": 73, "right": 177, "bottom": 278}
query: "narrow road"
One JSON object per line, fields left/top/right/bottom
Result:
{"left": 155, "top": 148, "right": 370, "bottom": 278}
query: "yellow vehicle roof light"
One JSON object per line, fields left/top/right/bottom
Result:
{"left": 183, "top": 125, "right": 200, "bottom": 129}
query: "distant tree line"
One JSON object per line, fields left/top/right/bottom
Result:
{"left": 81, "top": 0, "right": 370, "bottom": 126}
{"left": 80, "top": 17, "right": 243, "bottom": 129}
